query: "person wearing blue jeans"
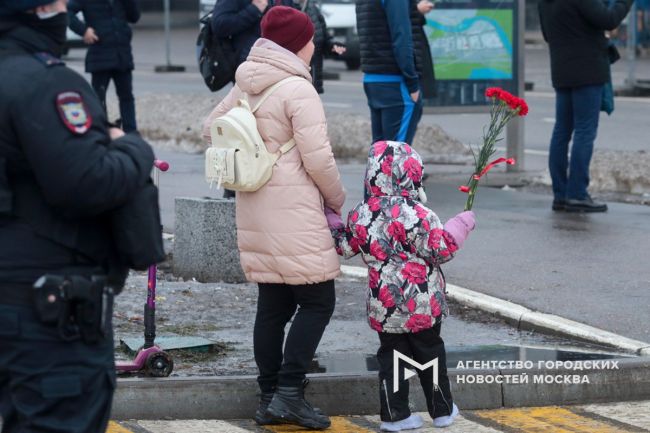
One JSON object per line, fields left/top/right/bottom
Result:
{"left": 356, "top": 0, "right": 432, "bottom": 147}
{"left": 364, "top": 77, "right": 423, "bottom": 145}
{"left": 548, "top": 84, "right": 603, "bottom": 209}
{"left": 539, "top": 0, "right": 633, "bottom": 212}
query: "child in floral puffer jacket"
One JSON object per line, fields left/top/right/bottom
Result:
{"left": 326, "top": 141, "right": 475, "bottom": 431}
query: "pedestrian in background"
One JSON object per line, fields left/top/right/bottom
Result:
{"left": 203, "top": 6, "right": 345, "bottom": 430}
{"left": 328, "top": 141, "right": 475, "bottom": 431}
{"left": 539, "top": 0, "right": 634, "bottom": 213}
{"left": 212, "top": 0, "right": 277, "bottom": 67}
{"left": 0, "top": 0, "right": 156, "bottom": 431}
{"left": 68, "top": 0, "right": 140, "bottom": 133}
{"left": 356, "top": 0, "right": 435, "bottom": 146}
{"left": 292, "top": 0, "right": 346, "bottom": 94}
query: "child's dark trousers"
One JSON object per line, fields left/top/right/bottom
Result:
{"left": 377, "top": 322, "right": 454, "bottom": 422}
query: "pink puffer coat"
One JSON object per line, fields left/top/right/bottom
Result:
{"left": 203, "top": 38, "right": 346, "bottom": 285}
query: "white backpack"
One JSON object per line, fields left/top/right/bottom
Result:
{"left": 205, "top": 76, "right": 305, "bottom": 192}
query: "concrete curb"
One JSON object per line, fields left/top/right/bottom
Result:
{"left": 111, "top": 358, "right": 650, "bottom": 420}
{"left": 340, "top": 266, "right": 650, "bottom": 357}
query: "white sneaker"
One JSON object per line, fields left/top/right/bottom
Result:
{"left": 380, "top": 414, "right": 424, "bottom": 432}
{"left": 433, "top": 403, "right": 459, "bottom": 428}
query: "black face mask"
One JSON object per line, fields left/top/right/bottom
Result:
{"left": 25, "top": 12, "right": 69, "bottom": 49}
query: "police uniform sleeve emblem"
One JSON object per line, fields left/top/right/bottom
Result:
{"left": 56, "top": 92, "right": 92, "bottom": 135}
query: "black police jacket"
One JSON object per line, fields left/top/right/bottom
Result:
{"left": 68, "top": 0, "right": 140, "bottom": 73}
{"left": 538, "top": 0, "right": 633, "bottom": 89}
{"left": 0, "top": 20, "right": 154, "bottom": 286}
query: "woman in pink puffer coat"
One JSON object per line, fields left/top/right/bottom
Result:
{"left": 202, "top": 6, "right": 344, "bottom": 430}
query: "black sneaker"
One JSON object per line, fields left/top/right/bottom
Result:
{"left": 552, "top": 199, "right": 567, "bottom": 211}
{"left": 565, "top": 197, "right": 608, "bottom": 213}
{"left": 265, "top": 386, "right": 331, "bottom": 430}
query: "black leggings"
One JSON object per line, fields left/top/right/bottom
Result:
{"left": 254, "top": 280, "right": 336, "bottom": 392}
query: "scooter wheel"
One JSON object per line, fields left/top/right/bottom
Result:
{"left": 144, "top": 351, "right": 174, "bottom": 377}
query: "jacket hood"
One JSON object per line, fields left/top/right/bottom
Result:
{"left": 364, "top": 141, "right": 427, "bottom": 202}
{"left": 235, "top": 38, "right": 312, "bottom": 95}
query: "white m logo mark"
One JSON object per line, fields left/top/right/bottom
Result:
{"left": 393, "top": 350, "right": 439, "bottom": 393}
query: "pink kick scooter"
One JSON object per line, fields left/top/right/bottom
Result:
{"left": 116, "top": 159, "right": 174, "bottom": 377}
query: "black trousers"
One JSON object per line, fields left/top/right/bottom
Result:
{"left": 91, "top": 69, "right": 137, "bottom": 133}
{"left": 0, "top": 302, "right": 115, "bottom": 433}
{"left": 254, "top": 280, "right": 336, "bottom": 392}
{"left": 377, "top": 323, "right": 453, "bottom": 422}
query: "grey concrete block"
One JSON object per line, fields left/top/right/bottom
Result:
{"left": 173, "top": 197, "right": 246, "bottom": 283}
{"left": 111, "top": 370, "right": 503, "bottom": 420}
{"left": 112, "top": 376, "right": 259, "bottom": 420}
{"left": 449, "top": 369, "right": 503, "bottom": 410}
{"left": 502, "top": 358, "right": 650, "bottom": 407}
{"left": 111, "top": 360, "right": 650, "bottom": 420}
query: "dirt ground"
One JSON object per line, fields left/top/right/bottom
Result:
{"left": 113, "top": 267, "right": 592, "bottom": 378}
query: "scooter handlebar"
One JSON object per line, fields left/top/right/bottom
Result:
{"left": 154, "top": 159, "right": 169, "bottom": 172}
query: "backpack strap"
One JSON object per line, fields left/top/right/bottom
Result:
{"left": 278, "top": 138, "right": 296, "bottom": 154}
{"left": 251, "top": 76, "right": 306, "bottom": 113}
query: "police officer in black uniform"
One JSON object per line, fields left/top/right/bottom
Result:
{"left": 0, "top": 1, "right": 157, "bottom": 431}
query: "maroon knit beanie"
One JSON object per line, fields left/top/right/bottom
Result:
{"left": 261, "top": 6, "right": 315, "bottom": 54}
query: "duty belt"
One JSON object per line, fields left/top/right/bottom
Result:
{"left": 0, "top": 284, "right": 34, "bottom": 307}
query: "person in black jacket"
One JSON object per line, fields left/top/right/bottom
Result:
{"left": 68, "top": 0, "right": 140, "bottom": 132}
{"left": 356, "top": 0, "right": 435, "bottom": 146}
{"left": 539, "top": 0, "right": 633, "bottom": 213}
{"left": 0, "top": 1, "right": 155, "bottom": 431}
{"left": 293, "top": 0, "right": 345, "bottom": 94}
{"left": 212, "top": 0, "right": 272, "bottom": 66}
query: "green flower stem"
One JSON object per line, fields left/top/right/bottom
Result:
{"left": 463, "top": 99, "right": 518, "bottom": 211}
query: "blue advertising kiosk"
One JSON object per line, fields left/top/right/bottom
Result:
{"left": 423, "top": 0, "right": 525, "bottom": 170}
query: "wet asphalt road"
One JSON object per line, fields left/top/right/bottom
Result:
{"left": 149, "top": 147, "right": 650, "bottom": 343}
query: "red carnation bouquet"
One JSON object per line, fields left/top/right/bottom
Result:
{"left": 459, "top": 87, "right": 529, "bottom": 211}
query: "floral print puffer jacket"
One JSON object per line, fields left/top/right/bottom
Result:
{"left": 333, "top": 141, "right": 458, "bottom": 334}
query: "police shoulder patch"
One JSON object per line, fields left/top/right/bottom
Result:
{"left": 56, "top": 91, "right": 92, "bottom": 135}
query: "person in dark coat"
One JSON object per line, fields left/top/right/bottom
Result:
{"left": 68, "top": 0, "right": 140, "bottom": 132}
{"left": 0, "top": 1, "right": 155, "bottom": 431}
{"left": 539, "top": 0, "right": 633, "bottom": 213}
{"left": 293, "top": 0, "right": 345, "bottom": 94}
{"left": 356, "top": 0, "right": 436, "bottom": 147}
{"left": 211, "top": 0, "right": 271, "bottom": 67}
